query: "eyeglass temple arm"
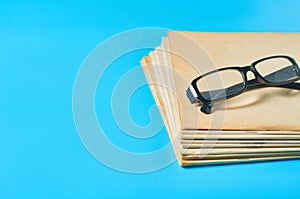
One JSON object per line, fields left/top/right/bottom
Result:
{"left": 247, "top": 66, "right": 300, "bottom": 91}
{"left": 229, "top": 66, "right": 300, "bottom": 93}
{"left": 246, "top": 79, "right": 300, "bottom": 91}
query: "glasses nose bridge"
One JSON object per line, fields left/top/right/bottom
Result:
{"left": 241, "top": 65, "right": 256, "bottom": 78}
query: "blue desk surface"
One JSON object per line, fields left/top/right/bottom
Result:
{"left": 1, "top": 0, "right": 300, "bottom": 198}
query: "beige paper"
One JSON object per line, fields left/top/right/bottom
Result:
{"left": 168, "top": 32, "right": 300, "bottom": 130}
{"left": 140, "top": 32, "right": 300, "bottom": 166}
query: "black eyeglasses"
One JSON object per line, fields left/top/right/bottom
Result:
{"left": 186, "top": 55, "right": 300, "bottom": 114}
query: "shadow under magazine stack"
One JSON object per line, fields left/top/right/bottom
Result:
{"left": 140, "top": 32, "right": 300, "bottom": 166}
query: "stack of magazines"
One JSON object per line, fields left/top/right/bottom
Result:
{"left": 140, "top": 31, "right": 300, "bottom": 166}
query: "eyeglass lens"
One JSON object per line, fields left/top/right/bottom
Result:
{"left": 255, "top": 57, "right": 299, "bottom": 83}
{"left": 196, "top": 69, "right": 245, "bottom": 101}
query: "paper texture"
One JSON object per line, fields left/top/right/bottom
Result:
{"left": 140, "top": 31, "right": 300, "bottom": 166}
{"left": 168, "top": 32, "right": 300, "bottom": 130}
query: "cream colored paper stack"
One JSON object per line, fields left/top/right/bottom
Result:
{"left": 140, "top": 31, "right": 300, "bottom": 166}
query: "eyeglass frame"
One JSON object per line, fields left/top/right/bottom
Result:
{"left": 186, "top": 55, "right": 300, "bottom": 114}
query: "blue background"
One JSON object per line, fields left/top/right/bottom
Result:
{"left": 1, "top": 0, "right": 300, "bottom": 198}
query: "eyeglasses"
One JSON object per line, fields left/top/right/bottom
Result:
{"left": 186, "top": 55, "right": 300, "bottom": 114}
